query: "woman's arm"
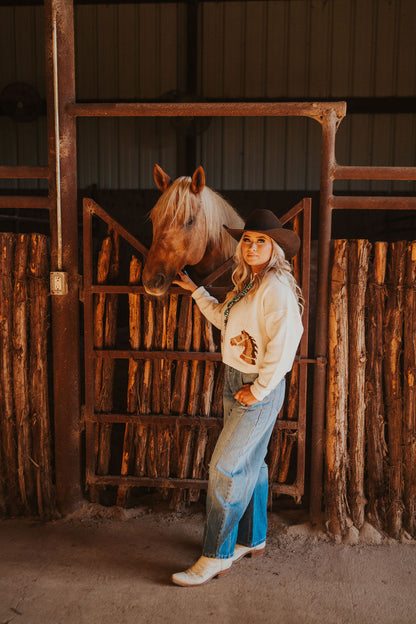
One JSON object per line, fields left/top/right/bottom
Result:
{"left": 173, "top": 271, "right": 225, "bottom": 330}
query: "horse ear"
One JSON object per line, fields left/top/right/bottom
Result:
{"left": 190, "top": 166, "right": 205, "bottom": 194}
{"left": 153, "top": 164, "right": 172, "bottom": 192}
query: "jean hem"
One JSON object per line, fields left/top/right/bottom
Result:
{"left": 201, "top": 552, "right": 234, "bottom": 560}
{"left": 236, "top": 538, "right": 266, "bottom": 548}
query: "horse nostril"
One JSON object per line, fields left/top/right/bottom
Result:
{"left": 152, "top": 273, "right": 166, "bottom": 289}
{"left": 142, "top": 268, "right": 171, "bottom": 296}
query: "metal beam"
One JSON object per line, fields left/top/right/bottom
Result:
{"left": 66, "top": 100, "right": 347, "bottom": 122}
{"left": 0, "top": 196, "right": 51, "bottom": 209}
{"left": 45, "top": 0, "right": 82, "bottom": 515}
{"left": 309, "top": 110, "right": 337, "bottom": 524}
{"left": 0, "top": 166, "right": 49, "bottom": 179}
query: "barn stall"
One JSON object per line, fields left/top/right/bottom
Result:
{"left": 0, "top": 0, "right": 416, "bottom": 541}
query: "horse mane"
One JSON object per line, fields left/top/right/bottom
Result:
{"left": 150, "top": 176, "right": 244, "bottom": 260}
{"left": 242, "top": 330, "right": 258, "bottom": 357}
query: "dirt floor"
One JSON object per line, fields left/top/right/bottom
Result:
{"left": 1, "top": 499, "right": 416, "bottom": 624}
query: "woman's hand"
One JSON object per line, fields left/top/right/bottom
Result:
{"left": 234, "top": 384, "right": 258, "bottom": 407}
{"left": 172, "top": 270, "right": 198, "bottom": 293}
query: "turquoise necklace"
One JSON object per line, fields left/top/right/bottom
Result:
{"left": 224, "top": 280, "right": 254, "bottom": 327}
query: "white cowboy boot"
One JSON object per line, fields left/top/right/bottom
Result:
{"left": 172, "top": 555, "right": 233, "bottom": 587}
{"left": 232, "top": 541, "right": 266, "bottom": 563}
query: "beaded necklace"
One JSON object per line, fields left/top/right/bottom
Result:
{"left": 224, "top": 280, "right": 254, "bottom": 327}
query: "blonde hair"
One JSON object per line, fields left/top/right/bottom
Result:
{"left": 149, "top": 176, "right": 244, "bottom": 260}
{"left": 231, "top": 237, "right": 304, "bottom": 314}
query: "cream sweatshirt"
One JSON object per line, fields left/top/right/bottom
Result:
{"left": 192, "top": 271, "right": 303, "bottom": 401}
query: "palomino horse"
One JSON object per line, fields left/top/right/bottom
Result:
{"left": 142, "top": 164, "right": 244, "bottom": 296}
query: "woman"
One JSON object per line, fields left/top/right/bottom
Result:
{"left": 171, "top": 208, "right": 303, "bottom": 587}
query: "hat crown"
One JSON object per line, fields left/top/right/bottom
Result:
{"left": 223, "top": 208, "right": 301, "bottom": 259}
{"left": 243, "top": 209, "right": 283, "bottom": 233}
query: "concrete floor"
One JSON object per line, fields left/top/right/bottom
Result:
{"left": 1, "top": 501, "right": 416, "bottom": 624}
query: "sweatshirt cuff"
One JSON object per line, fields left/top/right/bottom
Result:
{"left": 250, "top": 382, "right": 269, "bottom": 402}
{"left": 191, "top": 286, "right": 207, "bottom": 300}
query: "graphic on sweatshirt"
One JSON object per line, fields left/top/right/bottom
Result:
{"left": 230, "top": 330, "right": 258, "bottom": 366}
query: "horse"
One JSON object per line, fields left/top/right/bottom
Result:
{"left": 230, "top": 330, "right": 258, "bottom": 366}
{"left": 142, "top": 164, "right": 244, "bottom": 297}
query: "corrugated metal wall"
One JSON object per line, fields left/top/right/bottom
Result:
{"left": 0, "top": 6, "right": 47, "bottom": 190}
{"left": 75, "top": 3, "right": 187, "bottom": 189}
{"left": 0, "top": 0, "right": 415, "bottom": 192}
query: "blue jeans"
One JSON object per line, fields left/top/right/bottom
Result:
{"left": 202, "top": 366, "right": 286, "bottom": 559}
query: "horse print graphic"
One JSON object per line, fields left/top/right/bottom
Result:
{"left": 230, "top": 330, "right": 258, "bottom": 366}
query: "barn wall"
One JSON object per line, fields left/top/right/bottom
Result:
{"left": 0, "top": 6, "right": 47, "bottom": 191}
{"left": 0, "top": 0, "right": 415, "bottom": 192}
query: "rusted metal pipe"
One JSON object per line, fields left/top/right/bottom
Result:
{"left": 0, "top": 166, "right": 49, "bottom": 179}
{"left": 331, "top": 195, "right": 416, "bottom": 210}
{"left": 332, "top": 164, "right": 416, "bottom": 181}
{"left": 310, "top": 110, "right": 337, "bottom": 524}
{"left": 45, "top": 0, "right": 82, "bottom": 515}
{"left": 66, "top": 100, "right": 347, "bottom": 121}
{"left": 0, "top": 196, "right": 52, "bottom": 209}
{"left": 82, "top": 200, "right": 96, "bottom": 488}
{"left": 84, "top": 198, "right": 149, "bottom": 257}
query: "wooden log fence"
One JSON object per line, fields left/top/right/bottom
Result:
{"left": 347, "top": 239, "right": 371, "bottom": 530}
{"left": 0, "top": 232, "right": 54, "bottom": 518}
{"left": 403, "top": 241, "right": 416, "bottom": 536}
{"left": 325, "top": 239, "right": 416, "bottom": 539}
{"left": 365, "top": 242, "right": 388, "bottom": 530}
{"left": 94, "top": 228, "right": 119, "bottom": 483}
{"left": 2, "top": 227, "right": 413, "bottom": 537}
{"left": 384, "top": 242, "right": 406, "bottom": 539}
{"left": 325, "top": 239, "right": 349, "bottom": 537}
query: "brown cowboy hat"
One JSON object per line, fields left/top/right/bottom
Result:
{"left": 224, "top": 209, "right": 300, "bottom": 260}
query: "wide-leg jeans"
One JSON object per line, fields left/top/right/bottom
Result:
{"left": 202, "top": 365, "right": 286, "bottom": 559}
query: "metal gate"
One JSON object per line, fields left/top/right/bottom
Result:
{"left": 82, "top": 196, "right": 311, "bottom": 505}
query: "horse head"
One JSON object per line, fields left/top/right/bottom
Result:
{"left": 142, "top": 164, "right": 243, "bottom": 297}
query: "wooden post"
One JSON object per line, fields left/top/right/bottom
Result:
{"left": 150, "top": 298, "right": 166, "bottom": 481}
{"left": 189, "top": 427, "right": 208, "bottom": 503}
{"left": 29, "top": 235, "right": 55, "bottom": 518}
{"left": 0, "top": 233, "right": 20, "bottom": 515}
{"left": 154, "top": 296, "right": 171, "bottom": 491}
{"left": 171, "top": 296, "right": 193, "bottom": 413}
{"left": 151, "top": 299, "right": 165, "bottom": 415}
{"left": 188, "top": 304, "right": 203, "bottom": 416}
{"left": 116, "top": 255, "right": 142, "bottom": 507}
{"left": 136, "top": 295, "right": 154, "bottom": 477}
{"left": 94, "top": 230, "right": 119, "bottom": 477}
{"left": 140, "top": 295, "right": 154, "bottom": 415}
{"left": 403, "top": 242, "right": 416, "bottom": 536}
{"left": 325, "top": 240, "right": 349, "bottom": 536}
{"left": 365, "top": 242, "right": 388, "bottom": 530}
{"left": 347, "top": 239, "right": 371, "bottom": 530}
{"left": 200, "top": 317, "right": 217, "bottom": 416}
{"left": 211, "top": 363, "right": 225, "bottom": 417}
{"left": 172, "top": 426, "right": 194, "bottom": 509}
{"left": 13, "top": 235, "right": 35, "bottom": 513}
{"left": 384, "top": 241, "right": 406, "bottom": 538}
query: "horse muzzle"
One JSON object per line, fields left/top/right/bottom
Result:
{"left": 142, "top": 271, "right": 172, "bottom": 297}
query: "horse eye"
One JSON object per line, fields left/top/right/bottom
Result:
{"left": 185, "top": 217, "right": 195, "bottom": 227}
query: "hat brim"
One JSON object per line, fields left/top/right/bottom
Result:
{"left": 223, "top": 225, "right": 300, "bottom": 260}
